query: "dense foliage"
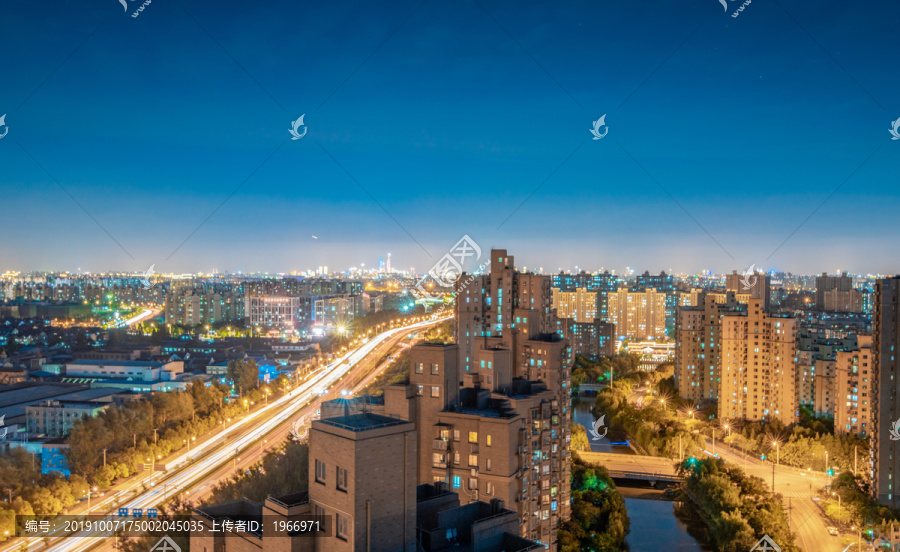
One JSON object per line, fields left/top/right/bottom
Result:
{"left": 0, "top": 448, "right": 90, "bottom": 538}
{"left": 678, "top": 457, "right": 799, "bottom": 552}
{"left": 66, "top": 375, "right": 268, "bottom": 483}
{"left": 361, "top": 350, "right": 410, "bottom": 396}
{"left": 818, "top": 470, "right": 900, "bottom": 535}
{"left": 205, "top": 440, "right": 310, "bottom": 504}
{"left": 570, "top": 422, "right": 590, "bottom": 452}
{"left": 722, "top": 416, "right": 867, "bottom": 473}
{"left": 557, "top": 454, "right": 630, "bottom": 551}
{"left": 593, "top": 371, "right": 705, "bottom": 458}
{"left": 570, "top": 354, "right": 639, "bottom": 390}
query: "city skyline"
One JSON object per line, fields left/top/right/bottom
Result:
{"left": 2, "top": 1, "right": 900, "bottom": 274}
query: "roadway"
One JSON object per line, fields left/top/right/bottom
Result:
{"left": 705, "top": 440, "right": 843, "bottom": 552}
{"left": 2, "top": 316, "right": 448, "bottom": 552}
{"left": 579, "top": 451, "right": 677, "bottom": 477}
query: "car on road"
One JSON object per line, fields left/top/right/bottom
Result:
{"left": 827, "top": 527, "right": 839, "bottom": 536}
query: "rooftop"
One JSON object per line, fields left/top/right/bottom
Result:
{"left": 69, "top": 359, "right": 163, "bottom": 367}
{"left": 317, "top": 412, "right": 409, "bottom": 432}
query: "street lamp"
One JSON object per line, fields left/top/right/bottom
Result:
{"left": 772, "top": 441, "right": 780, "bottom": 466}
{"left": 85, "top": 486, "right": 97, "bottom": 514}
{"left": 832, "top": 491, "right": 842, "bottom": 519}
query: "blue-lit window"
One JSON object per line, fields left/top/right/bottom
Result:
{"left": 481, "top": 360, "right": 486, "bottom": 368}
{"left": 453, "top": 476, "right": 461, "bottom": 488}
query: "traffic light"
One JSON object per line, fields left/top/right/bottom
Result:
{"left": 827, "top": 469, "right": 834, "bottom": 476}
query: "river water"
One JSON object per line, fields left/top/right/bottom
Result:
{"left": 572, "top": 396, "right": 706, "bottom": 552}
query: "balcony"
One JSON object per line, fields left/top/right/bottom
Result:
{"left": 433, "top": 439, "right": 448, "bottom": 451}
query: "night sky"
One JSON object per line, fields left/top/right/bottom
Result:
{"left": 1, "top": 0, "right": 899, "bottom": 275}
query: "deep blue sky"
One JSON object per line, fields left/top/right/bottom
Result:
{"left": 1, "top": 0, "right": 898, "bottom": 275}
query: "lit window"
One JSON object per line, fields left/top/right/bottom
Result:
{"left": 431, "top": 386, "right": 440, "bottom": 398}
{"left": 469, "top": 431, "right": 478, "bottom": 444}
{"left": 453, "top": 476, "right": 461, "bottom": 488}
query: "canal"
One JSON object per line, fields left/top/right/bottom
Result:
{"left": 572, "top": 396, "right": 708, "bottom": 552}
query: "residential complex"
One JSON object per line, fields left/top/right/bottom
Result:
{"left": 675, "top": 293, "right": 798, "bottom": 424}
{"left": 607, "top": 287, "right": 667, "bottom": 340}
{"left": 551, "top": 287, "right": 598, "bottom": 323}
{"left": 193, "top": 248, "right": 569, "bottom": 549}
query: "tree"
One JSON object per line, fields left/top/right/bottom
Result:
{"left": 227, "top": 359, "right": 260, "bottom": 393}
{"left": 0, "top": 508, "right": 15, "bottom": 541}
{"left": 570, "top": 423, "right": 591, "bottom": 452}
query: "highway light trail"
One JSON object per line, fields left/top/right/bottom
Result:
{"left": 8, "top": 317, "right": 448, "bottom": 552}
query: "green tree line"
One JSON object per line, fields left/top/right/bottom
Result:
{"left": 678, "top": 457, "right": 799, "bottom": 552}
{"left": 67, "top": 360, "right": 263, "bottom": 485}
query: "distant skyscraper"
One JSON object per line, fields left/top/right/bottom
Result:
{"left": 386, "top": 253, "right": 392, "bottom": 273}
{"left": 378, "top": 257, "right": 385, "bottom": 271}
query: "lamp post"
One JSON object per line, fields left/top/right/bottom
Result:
{"left": 832, "top": 492, "right": 842, "bottom": 520}
{"left": 85, "top": 486, "right": 97, "bottom": 514}
{"left": 772, "top": 441, "right": 780, "bottom": 466}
